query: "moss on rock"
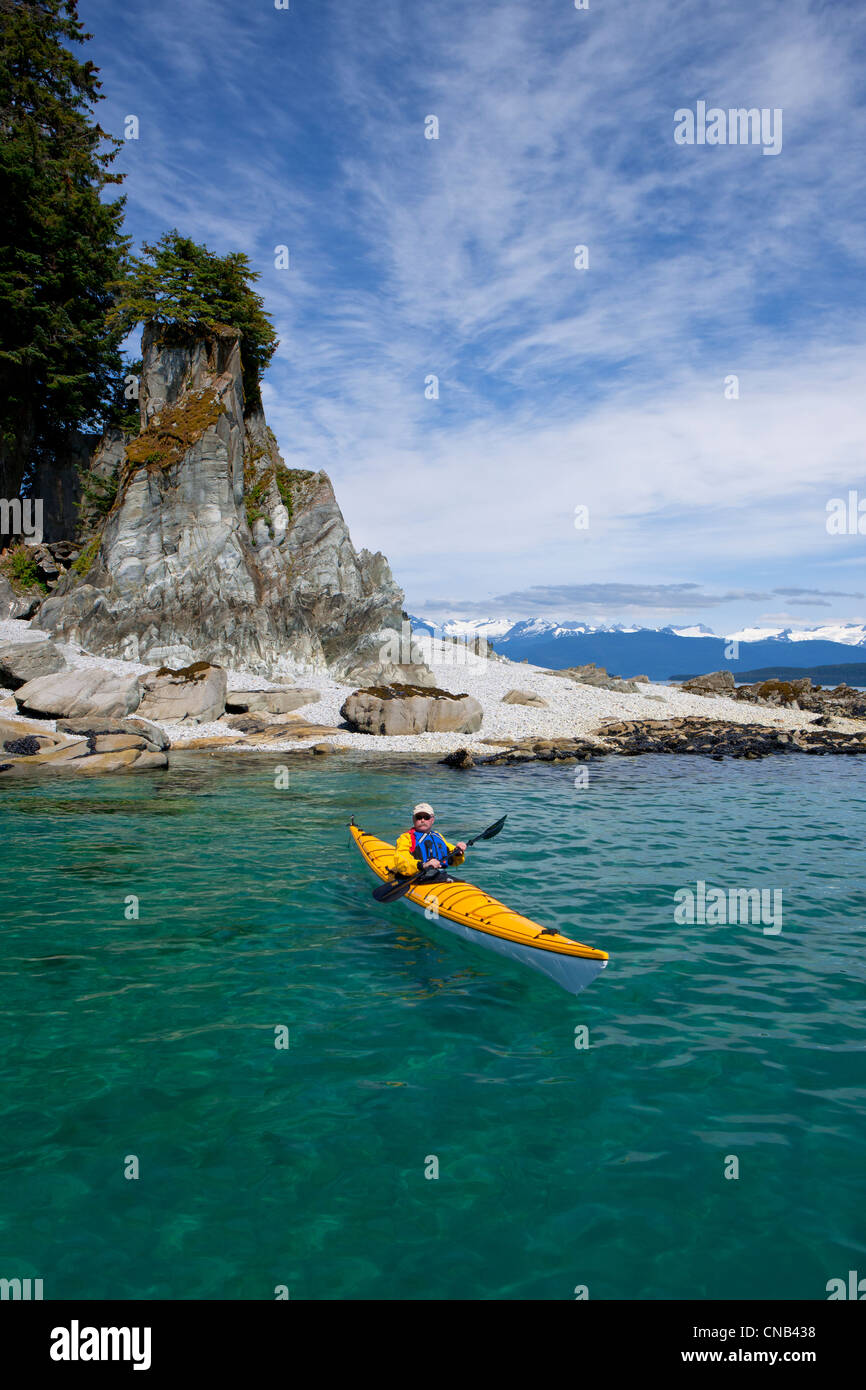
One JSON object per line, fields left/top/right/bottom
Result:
{"left": 359, "top": 683, "right": 468, "bottom": 700}
{"left": 241, "top": 446, "right": 317, "bottom": 534}
{"left": 71, "top": 535, "right": 101, "bottom": 577}
{"left": 124, "top": 389, "right": 226, "bottom": 475}
{"left": 1, "top": 545, "right": 48, "bottom": 594}
{"left": 152, "top": 661, "right": 214, "bottom": 683}
{"left": 756, "top": 680, "right": 799, "bottom": 705}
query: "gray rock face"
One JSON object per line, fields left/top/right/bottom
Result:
{"left": 0, "top": 573, "right": 42, "bottom": 621}
{"left": 501, "top": 688, "right": 548, "bottom": 707}
{"left": 682, "top": 670, "right": 736, "bottom": 696}
{"left": 137, "top": 662, "right": 227, "bottom": 724}
{"left": 14, "top": 668, "right": 143, "bottom": 720}
{"left": 56, "top": 715, "right": 170, "bottom": 750}
{"left": 225, "top": 688, "right": 320, "bottom": 715}
{"left": 552, "top": 663, "right": 640, "bottom": 693}
{"left": 37, "top": 327, "right": 410, "bottom": 678}
{"left": 341, "top": 684, "right": 483, "bottom": 735}
{"left": 0, "top": 640, "right": 67, "bottom": 689}
{"left": 0, "top": 735, "right": 168, "bottom": 775}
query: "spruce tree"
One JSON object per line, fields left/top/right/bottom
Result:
{"left": 0, "top": 0, "right": 128, "bottom": 530}
{"left": 110, "top": 230, "right": 279, "bottom": 410}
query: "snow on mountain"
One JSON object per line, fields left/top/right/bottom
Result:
{"left": 723, "top": 626, "right": 786, "bottom": 643}
{"left": 665, "top": 624, "right": 717, "bottom": 638}
{"left": 410, "top": 614, "right": 866, "bottom": 649}
{"left": 782, "top": 624, "right": 866, "bottom": 646}
{"left": 725, "top": 624, "right": 866, "bottom": 646}
{"left": 408, "top": 615, "right": 515, "bottom": 639}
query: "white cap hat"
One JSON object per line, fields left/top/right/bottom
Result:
{"left": 413, "top": 802, "right": 434, "bottom": 816}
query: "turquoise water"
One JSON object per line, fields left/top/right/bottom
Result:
{"left": 0, "top": 751, "right": 864, "bottom": 1300}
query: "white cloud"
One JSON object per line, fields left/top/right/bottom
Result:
{"left": 85, "top": 0, "right": 866, "bottom": 626}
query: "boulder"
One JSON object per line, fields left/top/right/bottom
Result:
{"left": 501, "top": 689, "right": 548, "bottom": 708}
{"left": 14, "top": 667, "right": 142, "bottom": 720}
{"left": 220, "top": 713, "right": 272, "bottom": 732}
{"left": 137, "top": 662, "right": 227, "bottom": 723}
{"left": 129, "top": 749, "right": 169, "bottom": 770}
{"left": 17, "top": 738, "right": 91, "bottom": 764}
{"left": 0, "top": 715, "right": 68, "bottom": 749}
{"left": 172, "top": 734, "right": 245, "bottom": 748}
{"left": 553, "top": 663, "right": 639, "bottom": 692}
{"left": 243, "top": 721, "right": 343, "bottom": 743}
{"left": 91, "top": 734, "right": 152, "bottom": 753}
{"left": 342, "top": 661, "right": 436, "bottom": 688}
{"left": 0, "top": 639, "right": 67, "bottom": 690}
{"left": 681, "top": 670, "right": 736, "bottom": 696}
{"left": 74, "top": 748, "right": 142, "bottom": 774}
{"left": 0, "top": 729, "right": 169, "bottom": 775}
{"left": 440, "top": 748, "right": 475, "bottom": 768}
{"left": 340, "top": 683, "right": 483, "bottom": 735}
{"left": 0, "top": 572, "right": 42, "bottom": 621}
{"left": 225, "top": 688, "right": 320, "bottom": 715}
{"left": 1, "top": 732, "right": 46, "bottom": 755}
{"left": 56, "top": 715, "right": 170, "bottom": 750}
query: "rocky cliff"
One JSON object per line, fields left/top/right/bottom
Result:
{"left": 36, "top": 326, "right": 406, "bottom": 678}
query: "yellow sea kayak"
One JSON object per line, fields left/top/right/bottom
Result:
{"left": 350, "top": 822, "right": 608, "bottom": 996}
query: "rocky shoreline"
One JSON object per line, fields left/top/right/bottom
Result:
{"left": 2, "top": 618, "right": 865, "bottom": 779}
{"left": 440, "top": 716, "right": 866, "bottom": 768}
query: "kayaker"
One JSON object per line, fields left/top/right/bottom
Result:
{"left": 393, "top": 803, "right": 467, "bottom": 880}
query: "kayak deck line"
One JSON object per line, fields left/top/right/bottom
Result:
{"left": 350, "top": 824, "right": 609, "bottom": 965}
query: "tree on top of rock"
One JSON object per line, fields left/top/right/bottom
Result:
{"left": 0, "top": 0, "right": 129, "bottom": 523}
{"left": 109, "top": 230, "right": 279, "bottom": 410}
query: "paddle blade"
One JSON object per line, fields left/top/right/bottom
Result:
{"left": 472, "top": 813, "right": 507, "bottom": 844}
{"left": 372, "top": 876, "right": 415, "bottom": 903}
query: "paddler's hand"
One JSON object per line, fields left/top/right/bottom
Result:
{"left": 455, "top": 842, "right": 467, "bottom": 854}
{"left": 426, "top": 857, "right": 442, "bottom": 869}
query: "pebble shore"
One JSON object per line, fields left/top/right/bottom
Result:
{"left": 2, "top": 617, "right": 861, "bottom": 758}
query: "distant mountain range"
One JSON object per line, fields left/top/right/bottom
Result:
{"left": 733, "top": 664, "right": 866, "bottom": 687}
{"left": 408, "top": 616, "right": 866, "bottom": 682}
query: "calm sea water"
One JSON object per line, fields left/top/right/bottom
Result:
{"left": 0, "top": 751, "right": 864, "bottom": 1300}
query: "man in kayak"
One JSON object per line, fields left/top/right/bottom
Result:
{"left": 393, "top": 803, "right": 467, "bottom": 881}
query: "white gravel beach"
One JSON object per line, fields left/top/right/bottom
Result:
{"left": 2, "top": 617, "right": 853, "bottom": 757}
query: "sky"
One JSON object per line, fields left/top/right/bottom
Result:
{"left": 79, "top": 0, "right": 866, "bottom": 633}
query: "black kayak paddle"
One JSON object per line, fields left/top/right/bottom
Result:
{"left": 372, "top": 814, "right": 507, "bottom": 904}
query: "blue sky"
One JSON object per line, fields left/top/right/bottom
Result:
{"left": 81, "top": 0, "right": 866, "bottom": 633}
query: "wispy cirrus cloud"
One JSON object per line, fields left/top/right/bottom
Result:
{"left": 80, "top": 0, "right": 866, "bottom": 631}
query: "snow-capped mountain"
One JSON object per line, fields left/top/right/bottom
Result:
{"left": 407, "top": 614, "right": 866, "bottom": 680}
{"left": 663, "top": 623, "right": 717, "bottom": 638}
{"left": 725, "top": 624, "right": 866, "bottom": 646}
{"left": 411, "top": 615, "right": 653, "bottom": 640}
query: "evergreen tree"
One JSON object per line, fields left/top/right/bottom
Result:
{"left": 0, "top": 0, "right": 129, "bottom": 527}
{"left": 109, "top": 230, "right": 279, "bottom": 409}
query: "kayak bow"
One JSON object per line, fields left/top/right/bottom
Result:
{"left": 350, "top": 823, "right": 608, "bottom": 996}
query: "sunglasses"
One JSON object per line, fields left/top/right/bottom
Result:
{"left": 413, "top": 813, "right": 433, "bottom": 821}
